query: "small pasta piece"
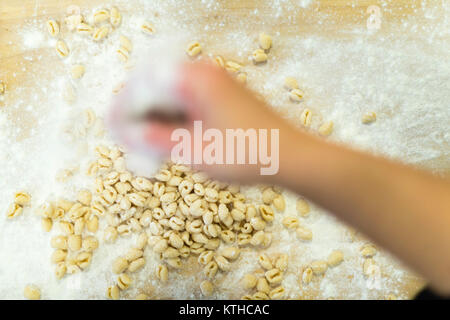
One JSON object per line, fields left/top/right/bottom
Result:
{"left": 55, "top": 262, "right": 67, "bottom": 279}
{"left": 275, "top": 254, "right": 288, "bottom": 271}
{"left": 237, "top": 233, "right": 251, "bottom": 246}
{"left": 66, "top": 263, "right": 80, "bottom": 275}
{"left": 167, "top": 257, "right": 182, "bottom": 269}
{"left": 86, "top": 216, "right": 99, "bottom": 233}
{"left": 186, "top": 41, "right": 202, "bottom": 57}
{"left": 269, "top": 286, "right": 285, "bottom": 299}
{"left": 198, "top": 250, "right": 214, "bottom": 265}
{"left": 162, "top": 247, "right": 180, "bottom": 259}
{"left": 256, "top": 278, "right": 270, "bottom": 294}
{"left": 117, "top": 47, "right": 129, "bottom": 62}
{"left": 200, "top": 280, "right": 214, "bottom": 297}
{"left": 36, "top": 202, "right": 55, "bottom": 218}
{"left": 230, "top": 208, "right": 245, "bottom": 222}
{"left": 258, "top": 254, "right": 273, "bottom": 270}
{"left": 68, "top": 235, "right": 82, "bottom": 251}
{"left": 6, "top": 203, "right": 22, "bottom": 219}
{"left": 302, "top": 267, "right": 313, "bottom": 284}
{"left": 258, "top": 33, "right": 272, "bottom": 50}
{"left": 106, "top": 285, "right": 120, "bottom": 300}
{"left": 311, "top": 260, "right": 328, "bottom": 275}
{"left": 205, "top": 239, "right": 220, "bottom": 251}
{"left": 327, "top": 250, "right": 344, "bottom": 267}
{"left": 104, "top": 226, "right": 118, "bottom": 242}
{"left": 252, "top": 49, "right": 268, "bottom": 64}
{"left": 362, "top": 112, "right": 377, "bottom": 124}
{"left": 225, "top": 60, "right": 242, "bottom": 73}
{"left": 141, "top": 22, "right": 155, "bottom": 35}
{"left": 253, "top": 292, "right": 269, "bottom": 300}
{"left": 82, "top": 236, "right": 99, "bottom": 252}
{"left": 70, "top": 65, "right": 85, "bottom": 79}
{"left": 0, "top": 81, "right": 4, "bottom": 94}
{"left": 92, "top": 26, "right": 109, "bottom": 41}
{"left": 360, "top": 244, "right": 377, "bottom": 258}
{"left": 319, "top": 121, "right": 334, "bottom": 136}
{"left": 153, "top": 238, "right": 168, "bottom": 253}
{"left": 282, "top": 216, "right": 299, "bottom": 229}
{"left": 128, "top": 257, "right": 145, "bottom": 272}
{"left": 261, "top": 187, "right": 277, "bottom": 204}
{"left": 363, "top": 258, "right": 378, "bottom": 277}
{"left": 272, "top": 195, "right": 285, "bottom": 212}
{"left": 76, "top": 251, "right": 92, "bottom": 269}
{"left": 284, "top": 77, "right": 299, "bottom": 90}
{"left": 14, "top": 191, "right": 31, "bottom": 206}
{"left": 214, "top": 255, "right": 231, "bottom": 272}
{"left": 136, "top": 233, "right": 148, "bottom": 250}
{"left": 259, "top": 205, "right": 274, "bottom": 222}
{"left": 155, "top": 169, "right": 171, "bottom": 182}
{"left": 56, "top": 40, "right": 70, "bottom": 58}
{"left": 51, "top": 249, "right": 67, "bottom": 264}
{"left": 125, "top": 248, "right": 143, "bottom": 261}
{"left": 24, "top": 285, "right": 41, "bottom": 300}
{"left": 58, "top": 196, "right": 74, "bottom": 209}
{"left": 204, "top": 261, "right": 218, "bottom": 279}
{"left": 77, "top": 22, "right": 93, "bottom": 35}
{"left": 51, "top": 236, "right": 68, "bottom": 250}
{"left": 110, "top": 7, "right": 121, "bottom": 27}
{"left": 77, "top": 189, "right": 92, "bottom": 206}
{"left": 112, "top": 257, "right": 129, "bottom": 274}
{"left": 296, "top": 198, "right": 310, "bottom": 216}
{"left": 119, "top": 36, "right": 132, "bottom": 52}
{"left": 300, "top": 108, "right": 312, "bottom": 127}
{"left": 65, "top": 13, "right": 83, "bottom": 31}
{"left": 250, "top": 217, "right": 266, "bottom": 231}
{"left": 242, "top": 274, "right": 257, "bottom": 289}
{"left": 265, "top": 268, "right": 283, "bottom": 284}
{"left": 117, "top": 273, "right": 133, "bottom": 290}
{"left": 288, "top": 88, "right": 304, "bottom": 102}
{"left": 296, "top": 226, "right": 313, "bottom": 241}
{"left": 222, "top": 247, "right": 240, "bottom": 260}
{"left": 93, "top": 9, "right": 109, "bottom": 24}
{"left": 74, "top": 218, "right": 85, "bottom": 235}
{"left": 214, "top": 55, "right": 225, "bottom": 67}
{"left": 59, "top": 221, "right": 74, "bottom": 235}
{"left": 250, "top": 231, "right": 265, "bottom": 246}
{"left": 83, "top": 108, "right": 96, "bottom": 128}
{"left": 46, "top": 19, "right": 59, "bottom": 37}
{"left": 156, "top": 264, "right": 169, "bottom": 282}
{"left": 41, "top": 217, "right": 53, "bottom": 232}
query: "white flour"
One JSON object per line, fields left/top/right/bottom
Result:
{"left": 0, "top": 0, "right": 448, "bottom": 299}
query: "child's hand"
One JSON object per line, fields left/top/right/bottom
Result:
{"left": 144, "top": 60, "right": 296, "bottom": 183}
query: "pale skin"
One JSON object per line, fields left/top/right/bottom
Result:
{"left": 141, "top": 61, "right": 450, "bottom": 295}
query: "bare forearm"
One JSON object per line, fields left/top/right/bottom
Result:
{"left": 275, "top": 129, "right": 450, "bottom": 294}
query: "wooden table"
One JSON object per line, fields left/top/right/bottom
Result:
{"left": 1, "top": 0, "right": 447, "bottom": 299}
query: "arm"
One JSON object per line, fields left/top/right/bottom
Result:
{"left": 276, "top": 128, "right": 450, "bottom": 295}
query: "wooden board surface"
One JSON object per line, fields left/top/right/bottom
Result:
{"left": 1, "top": 0, "right": 447, "bottom": 299}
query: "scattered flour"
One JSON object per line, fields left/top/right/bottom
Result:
{"left": 0, "top": 0, "right": 448, "bottom": 299}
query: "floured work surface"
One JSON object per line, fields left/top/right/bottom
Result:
{"left": 1, "top": 0, "right": 449, "bottom": 299}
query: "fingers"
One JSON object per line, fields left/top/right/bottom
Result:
{"left": 177, "top": 61, "right": 244, "bottom": 116}
{"left": 144, "top": 121, "right": 190, "bottom": 154}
